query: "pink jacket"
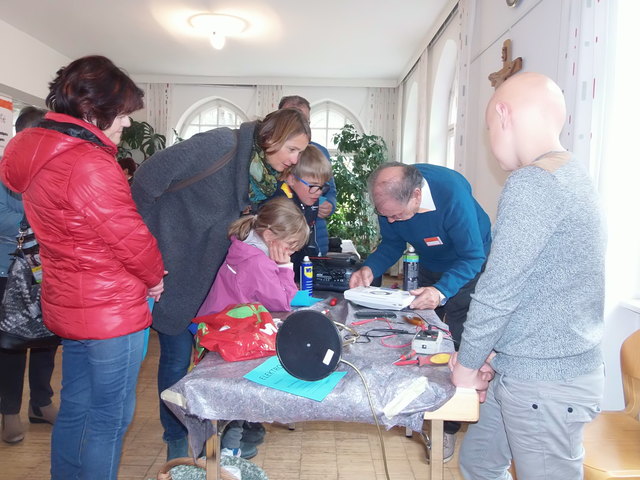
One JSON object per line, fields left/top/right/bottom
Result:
{"left": 197, "top": 236, "right": 297, "bottom": 316}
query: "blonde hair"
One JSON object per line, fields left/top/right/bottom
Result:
{"left": 228, "top": 197, "right": 310, "bottom": 250}
{"left": 287, "top": 145, "right": 332, "bottom": 184}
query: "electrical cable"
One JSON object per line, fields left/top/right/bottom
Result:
{"left": 340, "top": 358, "right": 391, "bottom": 480}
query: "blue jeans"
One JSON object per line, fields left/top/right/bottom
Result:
{"left": 50, "top": 331, "right": 145, "bottom": 480}
{"left": 157, "top": 328, "right": 193, "bottom": 443}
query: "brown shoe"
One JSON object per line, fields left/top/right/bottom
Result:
{"left": 28, "top": 403, "right": 58, "bottom": 425}
{"left": 1, "top": 414, "right": 25, "bottom": 443}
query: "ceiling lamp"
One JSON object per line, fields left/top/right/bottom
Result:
{"left": 188, "top": 13, "right": 248, "bottom": 50}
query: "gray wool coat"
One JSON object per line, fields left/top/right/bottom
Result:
{"left": 131, "top": 122, "right": 256, "bottom": 334}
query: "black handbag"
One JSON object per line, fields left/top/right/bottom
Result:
{"left": 0, "top": 220, "right": 59, "bottom": 350}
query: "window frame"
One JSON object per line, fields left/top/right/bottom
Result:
{"left": 177, "top": 97, "right": 248, "bottom": 140}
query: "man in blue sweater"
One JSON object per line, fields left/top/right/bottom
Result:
{"left": 350, "top": 161, "right": 491, "bottom": 337}
{"left": 349, "top": 160, "right": 491, "bottom": 460}
{"left": 451, "top": 73, "right": 605, "bottom": 478}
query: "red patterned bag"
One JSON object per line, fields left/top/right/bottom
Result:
{"left": 192, "top": 303, "right": 278, "bottom": 364}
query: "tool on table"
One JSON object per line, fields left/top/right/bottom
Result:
{"left": 354, "top": 310, "right": 397, "bottom": 319}
{"left": 411, "top": 326, "right": 444, "bottom": 355}
{"left": 403, "top": 315, "right": 425, "bottom": 327}
{"left": 393, "top": 350, "right": 451, "bottom": 366}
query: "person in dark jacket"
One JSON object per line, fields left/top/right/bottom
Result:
{"left": 0, "top": 56, "right": 165, "bottom": 480}
{"left": 131, "top": 108, "right": 311, "bottom": 460}
{"left": 0, "top": 106, "right": 59, "bottom": 445}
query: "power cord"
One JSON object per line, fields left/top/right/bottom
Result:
{"left": 340, "top": 359, "right": 391, "bottom": 480}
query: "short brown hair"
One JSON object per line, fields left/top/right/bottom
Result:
{"left": 118, "top": 157, "right": 137, "bottom": 174}
{"left": 278, "top": 95, "right": 311, "bottom": 111}
{"left": 256, "top": 109, "right": 311, "bottom": 156}
{"left": 46, "top": 55, "right": 143, "bottom": 130}
{"left": 15, "top": 106, "right": 46, "bottom": 133}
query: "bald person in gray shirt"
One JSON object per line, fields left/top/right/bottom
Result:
{"left": 450, "top": 72, "right": 605, "bottom": 479}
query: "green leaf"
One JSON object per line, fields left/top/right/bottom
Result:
{"left": 328, "top": 124, "right": 387, "bottom": 256}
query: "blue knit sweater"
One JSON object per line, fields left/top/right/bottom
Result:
{"left": 364, "top": 164, "right": 491, "bottom": 298}
{"left": 458, "top": 155, "right": 605, "bottom": 381}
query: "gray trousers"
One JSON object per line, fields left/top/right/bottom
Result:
{"left": 460, "top": 365, "right": 604, "bottom": 480}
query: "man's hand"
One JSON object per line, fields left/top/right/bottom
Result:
{"left": 449, "top": 352, "right": 494, "bottom": 403}
{"left": 409, "top": 286, "right": 441, "bottom": 310}
{"left": 349, "top": 266, "right": 374, "bottom": 288}
{"left": 317, "top": 200, "right": 333, "bottom": 219}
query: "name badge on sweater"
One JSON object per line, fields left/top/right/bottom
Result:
{"left": 424, "top": 236, "right": 443, "bottom": 247}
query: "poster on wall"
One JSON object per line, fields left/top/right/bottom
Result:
{"left": 0, "top": 95, "right": 13, "bottom": 157}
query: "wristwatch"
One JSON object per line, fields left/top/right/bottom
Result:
{"left": 437, "top": 290, "right": 447, "bottom": 307}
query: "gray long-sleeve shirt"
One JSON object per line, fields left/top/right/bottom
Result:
{"left": 458, "top": 154, "right": 605, "bottom": 381}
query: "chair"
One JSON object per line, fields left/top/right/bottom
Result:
{"left": 583, "top": 329, "right": 640, "bottom": 479}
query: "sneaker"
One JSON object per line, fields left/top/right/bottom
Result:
{"left": 239, "top": 441, "right": 258, "bottom": 459}
{"left": 443, "top": 432, "right": 456, "bottom": 463}
{"left": 241, "top": 422, "right": 266, "bottom": 445}
{"left": 221, "top": 447, "right": 242, "bottom": 457}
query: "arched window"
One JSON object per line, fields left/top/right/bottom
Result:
{"left": 402, "top": 80, "right": 419, "bottom": 164}
{"left": 177, "top": 98, "right": 248, "bottom": 140}
{"left": 446, "top": 73, "right": 459, "bottom": 169}
{"left": 428, "top": 39, "right": 458, "bottom": 167}
{"left": 309, "top": 101, "right": 363, "bottom": 154}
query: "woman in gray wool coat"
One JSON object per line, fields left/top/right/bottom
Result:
{"left": 131, "top": 108, "right": 311, "bottom": 460}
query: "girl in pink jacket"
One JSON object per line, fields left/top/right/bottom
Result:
{"left": 197, "top": 197, "right": 309, "bottom": 316}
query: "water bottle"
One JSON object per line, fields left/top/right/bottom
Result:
{"left": 402, "top": 246, "right": 419, "bottom": 291}
{"left": 300, "top": 256, "right": 314, "bottom": 294}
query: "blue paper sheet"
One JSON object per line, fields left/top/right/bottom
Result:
{"left": 290, "top": 290, "right": 322, "bottom": 307}
{"left": 244, "top": 355, "right": 346, "bottom": 402}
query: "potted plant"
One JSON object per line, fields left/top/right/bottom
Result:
{"left": 328, "top": 124, "right": 388, "bottom": 257}
{"left": 117, "top": 119, "right": 166, "bottom": 162}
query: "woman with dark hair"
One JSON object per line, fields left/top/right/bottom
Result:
{"left": 0, "top": 55, "right": 165, "bottom": 480}
{"left": 131, "top": 107, "right": 311, "bottom": 459}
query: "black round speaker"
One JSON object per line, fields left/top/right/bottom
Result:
{"left": 276, "top": 310, "right": 342, "bottom": 381}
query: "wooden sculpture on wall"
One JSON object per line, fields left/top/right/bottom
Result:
{"left": 488, "top": 39, "right": 523, "bottom": 88}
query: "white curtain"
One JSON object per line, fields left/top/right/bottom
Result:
{"left": 558, "top": 0, "right": 611, "bottom": 182}
{"left": 454, "top": 0, "right": 476, "bottom": 175}
{"left": 255, "top": 85, "right": 283, "bottom": 118}
{"left": 145, "top": 83, "right": 172, "bottom": 140}
{"left": 416, "top": 49, "right": 429, "bottom": 165}
{"left": 365, "top": 87, "right": 399, "bottom": 163}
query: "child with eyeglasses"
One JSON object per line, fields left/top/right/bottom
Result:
{"left": 273, "top": 144, "right": 332, "bottom": 281}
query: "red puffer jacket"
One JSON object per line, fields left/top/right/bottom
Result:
{"left": 0, "top": 112, "right": 165, "bottom": 340}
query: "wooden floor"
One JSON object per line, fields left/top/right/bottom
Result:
{"left": 0, "top": 330, "right": 466, "bottom": 480}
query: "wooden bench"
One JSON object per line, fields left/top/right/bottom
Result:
{"left": 583, "top": 329, "right": 640, "bottom": 480}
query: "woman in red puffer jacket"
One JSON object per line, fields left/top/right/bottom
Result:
{"left": 0, "top": 55, "right": 165, "bottom": 480}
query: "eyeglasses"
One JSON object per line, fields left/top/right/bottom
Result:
{"left": 293, "top": 175, "right": 330, "bottom": 195}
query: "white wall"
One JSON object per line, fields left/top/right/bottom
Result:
{"left": 0, "top": 18, "right": 69, "bottom": 105}
{"left": 463, "top": 0, "right": 565, "bottom": 220}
